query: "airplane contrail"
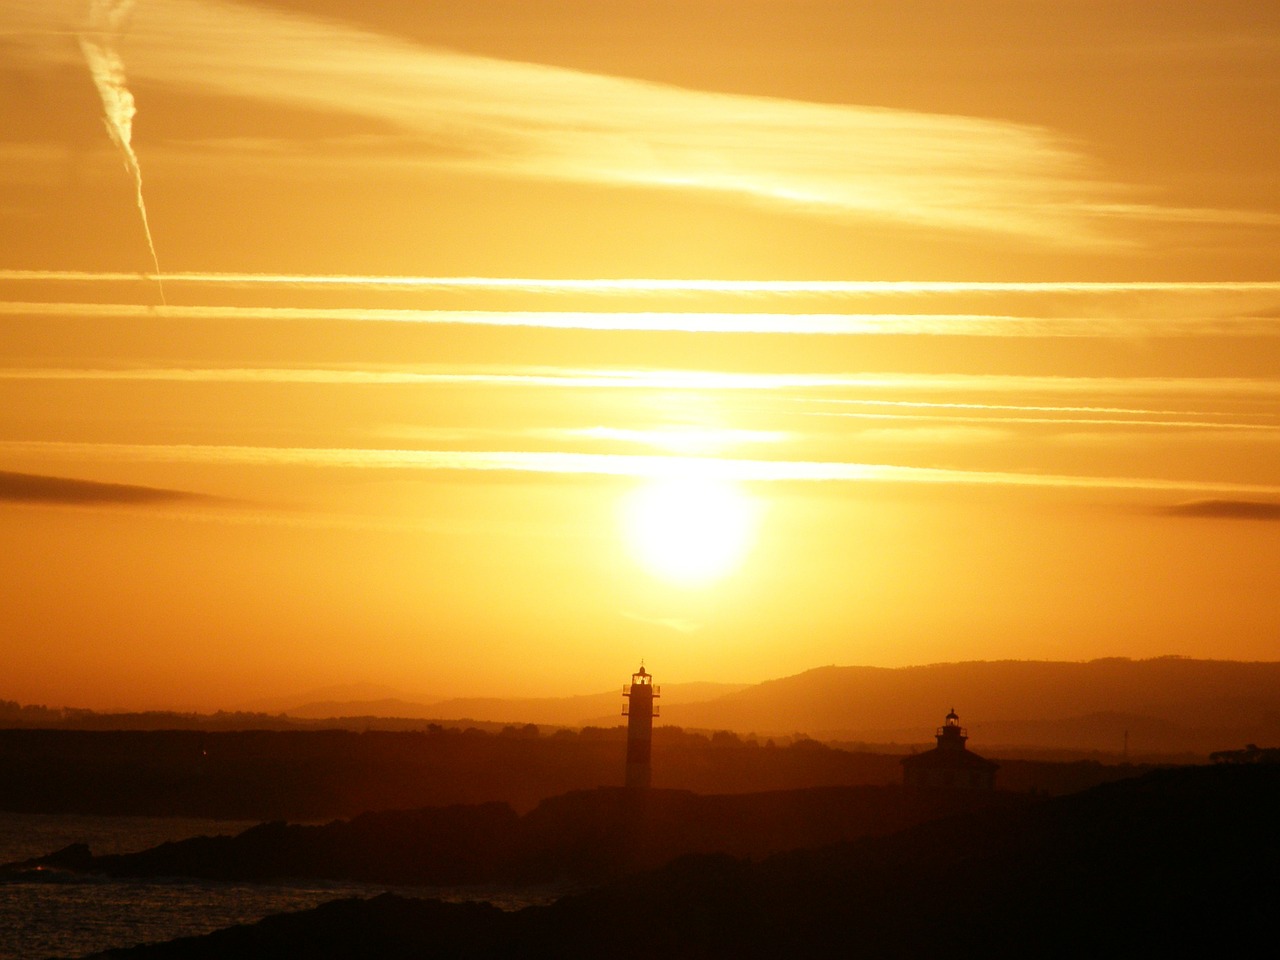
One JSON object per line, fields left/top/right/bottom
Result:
{"left": 79, "top": 0, "right": 165, "bottom": 304}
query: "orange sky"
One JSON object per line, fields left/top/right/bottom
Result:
{"left": 1, "top": 1, "right": 1278, "bottom": 711}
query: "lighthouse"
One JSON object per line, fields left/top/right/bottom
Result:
{"left": 901, "top": 708, "right": 999, "bottom": 789}
{"left": 622, "top": 665, "right": 660, "bottom": 789}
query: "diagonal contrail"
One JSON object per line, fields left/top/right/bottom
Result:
{"left": 79, "top": 0, "right": 165, "bottom": 304}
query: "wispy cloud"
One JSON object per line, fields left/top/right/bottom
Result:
{"left": 10, "top": 271, "right": 1280, "bottom": 294}
{"left": 1085, "top": 203, "right": 1280, "bottom": 227}
{"left": 5, "top": 364, "right": 1280, "bottom": 405}
{"left": 371, "top": 424, "right": 787, "bottom": 456}
{"left": 1160, "top": 499, "right": 1280, "bottom": 521}
{"left": 4, "top": 297, "right": 1280, "bottom": 338}
{"left": 6, "top": 440, "right": 1280, "bottom": 498}
{"left": 7, "top": 276, "right": 1280, "bottom": 343}
{"left": 0, "top": 469, "right": 213, "bottom": 506}
{"left": 78, "top": 0, "right": 165, "bottom": 298}
{"left": 5, "top": 0, "right": 1128, "bottom": 245}
{"left": 564, "top": 426, "right": 787, "bottom": 455}
{"left": 849, "top": 425, "right": 1013, "bottom": 446}
{"left": 810, "top": 409, "right": 1279, "bottom": 434}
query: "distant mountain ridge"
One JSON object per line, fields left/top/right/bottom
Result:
{"left": 273, "top": 682, "right": 749, "bottom": 726}
{"left": 283, "top": 698, "right": 446, "bottom": 721}
{"left": 204, "top": 658, "right": 1280, "bottom": 754}
{"left": 659, "top": 657, "right": 1280, "bottom": 753}
{"left": 7, "top": 658, "right": 1278, "bottom": 755}
{"left": 238, "top": 683, "right": 426, "bottom": 715}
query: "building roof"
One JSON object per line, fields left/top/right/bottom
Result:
{"left": 901, "top": 748, "right": 999, "bottom": 769}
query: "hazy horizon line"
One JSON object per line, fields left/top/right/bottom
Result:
{"left": 9, "top": 651, "right": 1280, "bottom": 718}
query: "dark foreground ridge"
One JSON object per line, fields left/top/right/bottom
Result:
{"left": 15, "top": 785, "right": 1023, "bottom": 886}
{"left": 76, "top": 764, "right": 1279, "bottom": 959}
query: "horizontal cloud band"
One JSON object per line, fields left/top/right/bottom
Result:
{"left": 0, "top": 469, "right": 213, "bottom": 505}
{"left": 6, "top": 441, "right": 1280, "bottom": 498}
{"left": 7, "top": 271, "right": 1280, "bottom": 293}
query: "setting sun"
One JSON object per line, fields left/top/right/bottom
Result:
{"left": 622, "top": 476, "right": 759, "bottom": 585}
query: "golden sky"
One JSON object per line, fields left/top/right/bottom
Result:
{"left": 1, "top": 1, "right": 1278, "bottom": 710}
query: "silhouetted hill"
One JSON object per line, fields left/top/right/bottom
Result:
{"left": 3, "top": 682, "right": 747, "bottom": 729}
{"left": 662, "top": 657, "right": 1280, "bottom": 753}
{"left": 77, "top": 764, "right": 1279, "bottom": 958}
{"left": 282, "top": 698, "right": 446, "bottom": 720}
{"left": 238, "top": 683, "right": 424, "bottom": 715}
{"left": 284, "top": 682, "right": 747, "bottom": 725}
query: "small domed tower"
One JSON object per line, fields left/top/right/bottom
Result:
{"left": 936, "top": 708, "right": 967, "bottom": 751}
{"left": 901, "top": 707, "right": 998, "bottom": 789}
{"left": 622, "top": 665, "right": 660, "bottom": 789}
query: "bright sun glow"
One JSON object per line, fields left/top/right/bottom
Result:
{"left": 623, "top": 476, "right": 759, "bottom": 585}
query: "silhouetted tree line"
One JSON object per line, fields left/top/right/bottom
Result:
{"left": 1, "top": 701, "right": 814, "bottom": 746}
{"left": 1210, "top": 743, "right": 1280, "bottom": 763}
{"left": 0, "top": 701, "right": 308, "bottom": 732}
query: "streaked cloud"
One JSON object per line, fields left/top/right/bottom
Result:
{"left": 6, "top": 276, "right": 1280, "bottom": 345}
{"left": 565, "top": 426, "right": 787, "bottom": 455}
{"left": 6, "top": 440, "right": 1280, "bottom": 498}
{"left": 4, "top": 364, "right": 1280, "bottom": 404}
{"left": 4, "top": 297, "right": 1280, "bottom": 338}
{"left": 9, "top": 271, "right": 1280, "bottom": 294}
{"left": 369, "top": 424, "right": 787, "bottom": 456}
{"left": 1160, "top": 499, "right": 1280, "bottom": 521}
{"left": 810, "top": 409, "right": 1279, "bottom": 434}
{"left": 3, "top": 0, "right": 1136, "bottom": 245}
{"left": 0, "top": 469, "right": 214, "bottom": 506}
{"left": 1084, "top": 203, "right": 1280, "bottom": 228}
{"left": 850, "top": 425, "right": 1013, "bottom": 446}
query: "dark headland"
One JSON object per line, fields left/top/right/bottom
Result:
{"left": 67, "top": 764, "right": 1278, "bottom": 959}
{"left": 17, "top": 784, "right": 1026, "bottom": 887}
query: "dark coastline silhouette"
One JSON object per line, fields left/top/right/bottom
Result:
{"left": 0, "top": 726, "right": 1147, "bottom": 821}
{"left": 68, "top": 764, "right": 1279, "bottom": 959}
{"left": 12, "top": 784, "right": 1025, "bottom": 887}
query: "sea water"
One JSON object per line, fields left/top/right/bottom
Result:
{"left": 0, "top": 811, "right": 559, "bottom": 960}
